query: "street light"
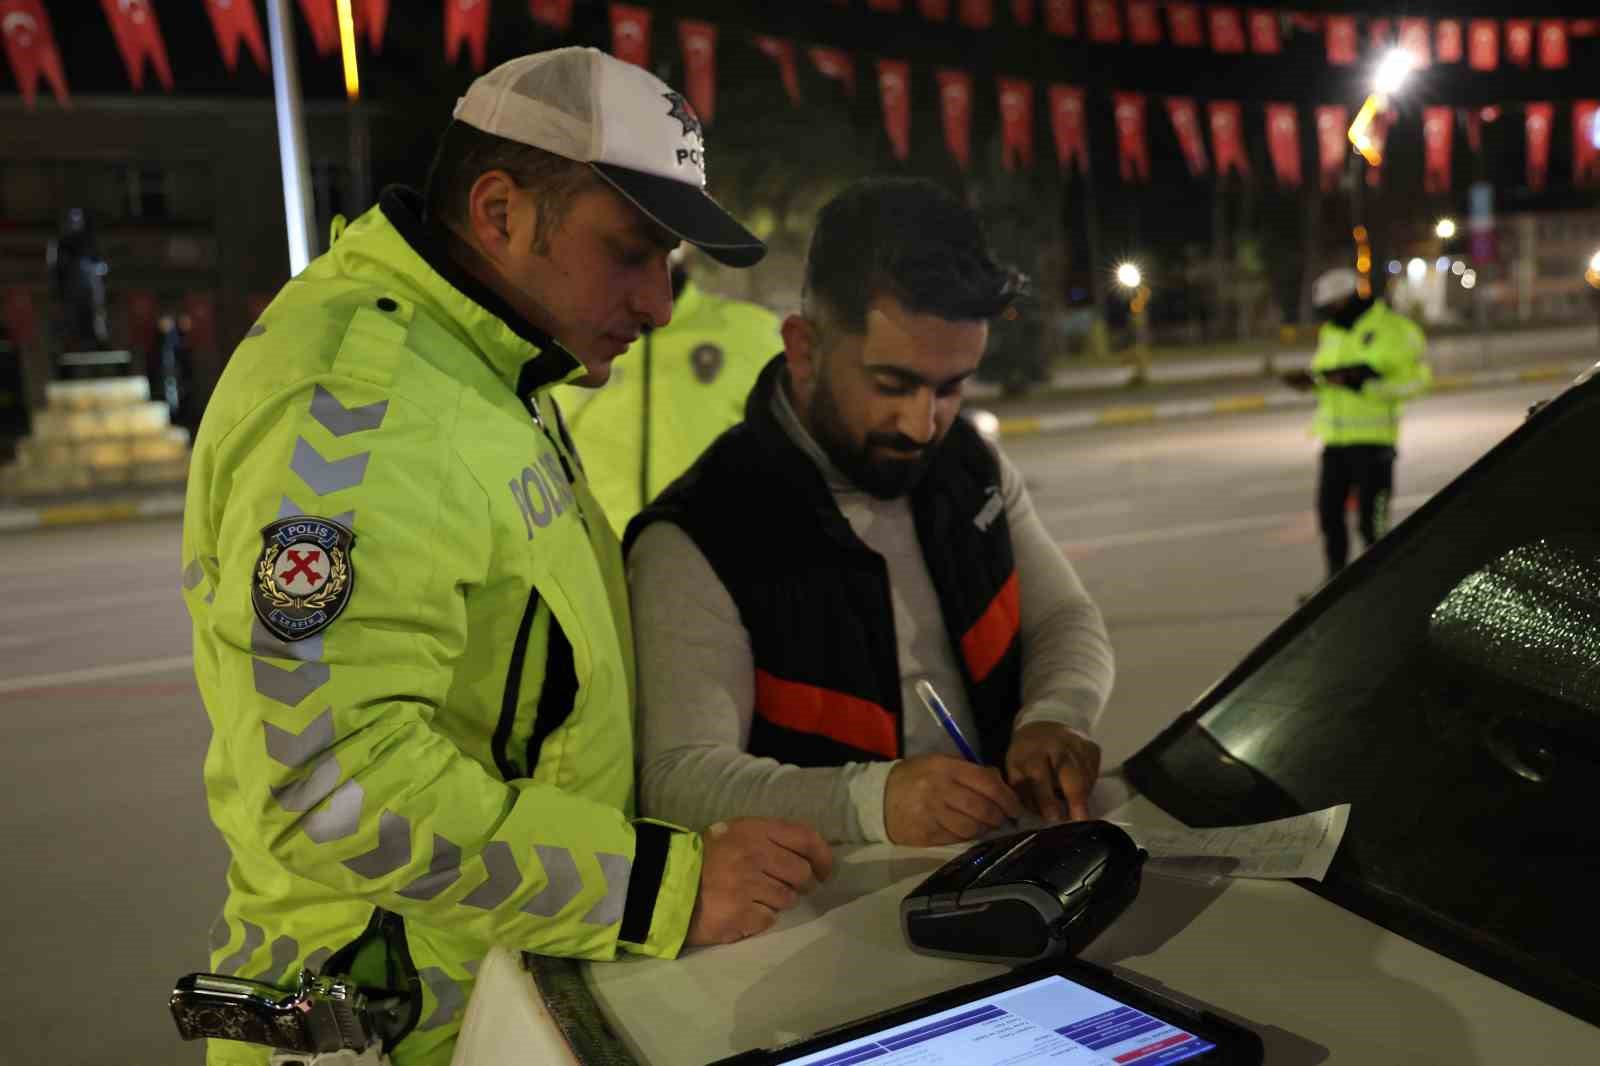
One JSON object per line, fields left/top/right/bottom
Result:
{"left": 1435, "top": 218, "right": 1457, "bottom": 240}
{"left": 1372, "top": 49, "right": 1416, "bottom": 97}
{"left": 1114, "top": 262, "right": 1150, "bottom": 384}
{"left": 1115, "top": 262, "right": 1142, "bottom": 289}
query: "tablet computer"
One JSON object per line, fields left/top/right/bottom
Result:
{"left": 709, "top": 956, "right": 1263, "bottom": 1066}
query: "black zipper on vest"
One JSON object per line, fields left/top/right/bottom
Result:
{"left": 493, "top": 589, "right": 541, "bottom": 780}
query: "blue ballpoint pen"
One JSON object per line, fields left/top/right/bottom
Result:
{"left": 914, "top": 679, "right": 982, "bottom": 764}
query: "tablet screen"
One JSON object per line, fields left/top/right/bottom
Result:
{"left": 783, "top": 973, "right": 1216, "bottom": 1066}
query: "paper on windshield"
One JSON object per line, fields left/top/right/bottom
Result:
{"left": 1116, "top": 803, "right": 1351, "bottom": 882}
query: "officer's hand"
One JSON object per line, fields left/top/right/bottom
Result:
{"left": 1005, "top": 722, "right": 1102, "bottom": 824}
{"left": 1281, "top": 369, "right": 1315, "bottom": 391}
{"left": 884, "top": 754, "right": 1024, "bottom": 846}
{"left": 1341, "top": 363, "right": 1381, "bottom": 388}
{"left": 685, "top": 818, "right": 833, "bottom": 946}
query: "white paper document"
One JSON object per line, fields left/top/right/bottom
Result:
{"left": 1117, "top": 804, "right": 1351, "bottom": 882}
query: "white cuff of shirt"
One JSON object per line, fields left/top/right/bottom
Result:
{"left": 848, "top": 761, "right": 896, "bottom": 844}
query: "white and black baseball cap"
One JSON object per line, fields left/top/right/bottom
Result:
{"left": 1311, "top": 267, "right": 1361, "bottom": 308}
{"left": 453, "top": 46, "right": 765, "bottom": 268}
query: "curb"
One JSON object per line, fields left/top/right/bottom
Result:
{"left": 994, "top": 361, "right": 1594, "bottom": 439}
{"left": 0, "top": 490, "right": 185, "bottom": 534}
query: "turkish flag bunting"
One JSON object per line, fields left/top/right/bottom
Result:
{"left": 1127, "top": 1, "right": 1161, "bottom": 45}
{"left": 1247, "top": 10, "right": 1279, "bottom": 54}
{"left": 1506, "top": 20, "right": 1533, "bottom": 66}
{"left": 959, "top": 0, "right": 994, "bottom": 29}
{"left": 755, "top": 36, "right": 801, "bottom": 105}
{"left": 1286, "top": 13, "right": 1320, "bottom": 34}
{"left": 1208, "top": 8, "right": 1246, "bottom": 54}
{"left": 444, "top": 0, "right": 491, "bottom": 72}
{"left": 296, "top": 0, "right": 339, "bottom": 58}
{"left": 1314, "top": 105, "right": 1348, "bottom": 191}
{"left": 1435, "top": 20, "right": 1462, "bottom": 63}
{"left": 1113, "top": 92, "right": 1149, "bottom": 183}
{"left": 1398, "top": 18, "right": 1429, "bottom": 66}
{"left": 1324, "top": 16, "right": 1357, "bottom": 66}
{"left": 1468, "top": 20, "right": 1498, "bottom": 71}
{"left": 205, "top": 0, "right": 268, "bottom": 73}
{"left": 3, "top": 286, "right": 37, "bottom": 351}
{"left": 0, "top": 0, "right": 70, "bottom": 108}
{"left": 877, "top": 59, "right": 912, "bottom": 161}
{"left": 1538, "top": 20, "right": 1567, "bottom": 68}
{"left": 1049, "top": 83, "right": 1089, "bottom": 174}
{"left": 610, "top": 4, "right": 651, "bottom": 68}
{"left": 124, "top": 289, "right": 159, "bottom": 357}
{"left": 810, "top": 46, "right": 855, "bottom": 94}
{"left": 1423, "top": 107, "right": 1453, "bottom": 194}
{"left": 1572, "top": 20, "right": 1598, "bottom": 38}
{"left": 530, "top": 0, "right": 572, "bottom": 33}
{"left": 677, "top": 20, "right": 716, "bottom": 125}
{"left": 1265, "top": 103, "right": 1300, "bottom": 187}
{"left": 359, "top": 0, "right": 390, "bottom": 52}
{"left": 184, "top": 292, "right": 219, "bottom": 356}
{"left": 1164, "top": 97, "right": 1208, "bottom": 176}
{"left": 936, "top": 69, "right": 973, "bottom": 169}
{"left": 1086, "top": 0, "right": 1119, "bottom": 42}
{"left": 868, "top": 0, "right": 905, "bottom": 12}
{"left": 1209, "top": 101, "right": 1249, "bottom": 178}
{"left": 917, "top": 0, "right": 951, "bottom": 20}
{"left": 1010, "top": 0, "right": 1034, "bottom": 27}
{"left": 997, "top": 77, "right": 1035, "bottom": 171}
{"left": 100, "top": 0, "right": 174, "bottom": 90}
{"left": 1042, "top": 0, "right": 1074, "bottom": 36}
{"left": 1574, "top": 101, "right": 1600, "bottom": 186}
{"left": 1167, "top": 3, "right": 1203, "bottom": 47}
{"left": 1525, "top": 103, "right": 1553, "bottom": 190}
{"left": 1368, "top": 18, "right": 1391, "bottom": 53}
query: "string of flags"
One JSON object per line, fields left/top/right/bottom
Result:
{"left": 2, "top": 1, "right": 1597, "bottom": 194}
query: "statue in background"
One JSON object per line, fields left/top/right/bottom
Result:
{"left": 47, "top": 207, "right": 111, "bottom": 356}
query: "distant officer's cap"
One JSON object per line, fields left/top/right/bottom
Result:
{"left": 1311, "top": 268, "right": 1362, "bottom": 308}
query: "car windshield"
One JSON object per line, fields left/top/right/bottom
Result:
{"left": 1125, "top": 366, "right": 1600, "bottom": 1029}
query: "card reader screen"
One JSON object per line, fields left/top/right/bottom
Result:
{"left": 782, "top": 974, "right": 1216, "bottom": 1066}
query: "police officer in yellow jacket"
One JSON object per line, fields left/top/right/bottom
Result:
{"left": 562, "top": 253, "right": 780, "bottom": 534}
{"left": 1285, "top": 268, "right": 1431, "bottom": 580}
{"left": 180, "top": 49, "right": 831, "bottom": 1066}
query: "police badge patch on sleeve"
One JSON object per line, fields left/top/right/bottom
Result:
{"left": 252, "top": 516, "right": 356, "bottom": 642}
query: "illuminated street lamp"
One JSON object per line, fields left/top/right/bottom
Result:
{"left": 1586, "top": 249, "right": 1600, "bottom": 289}
{"left": 1435, "top": 218, "right": 1457, "bottom": 240}
{"left": 1114, "top": 262, "right": 1151, "bottom": 384}
{"left": 335, "top": 0, "right": 372, "bottom": 214}
{"left": 1115, "top": 262, "right": 1143, "bottom": 289}
{"left": 1372, "top": 49, "right": 1416, "bottom": 97}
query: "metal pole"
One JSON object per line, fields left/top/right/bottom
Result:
{"left": 267, "top": 0, "right": 317, "bottom": 274}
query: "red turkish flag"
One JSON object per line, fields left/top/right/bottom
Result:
{"left": 1286, "top": 13, "right": 1320, "bottom": 34}
{"left": 1042, "top": 0, "right": 1074, "bottom": 36}
{"left": 868, "top": 0, "right": 905, "bottom": 12}
{"left": 1113, "top": 92, "right": 1149, "bottom": 183}
{"left": 529, "top": 0, "right": 572, "bottom": 33}
{"left": 1525, "top": 103, "right": 1553, "bottom": 190}
{"left": 100, "top": 0, "right": 174, "bottom": 90}
{"left": 810, "top": 47, "right": 855, "bottom": 94}
{"left": 296, "top": 0, "right": 338, "bottom": 57}
{"left": 1049, "top": 83, "right": 1088, "bottom": 174}
{"left": 1265, "top": 103, "right": 1300, "bottom": 187}
{"left": 1324, "top": 16, "right": 1357, "bottom": 66}
{"left": 1423, "top": 107, "right": 1452, "bottom": 194}
{"left": 1573, "top": 20, "right": 1599, "bottom": 38}
{"left": 444, "top": 0, "right": 490, "bottom": 72}
{"left": 1010, "top": 0, "right": 1034, "bottom": 27}
{"left": 1247, "top": 10, "right": 1279, "bottom": 54}
{"left": 1208, "top": 8, "right": 1246, "bottom": 54}
{"left": 123, "top": 289, "right": 159, "bottom": 357}
{"left": 1086, "top": 0, "right": 1119, "bottom": 42}
{"left": 1314, "top": 105, "right": 1347, "bottom": 191}
{"left": 1127, "top": 1, "right": 1161, "bottom": 45}
{"left": 1538, "top": 20, "right": 1567, "bottom": 68}
{"left": 3, "top": 286, "right": 37, "bottom": 351}
{"left": 936, "top": 69, "right": 972, "bottom": 169}
{"left": 1506, "top": 20, "right": 1533, "bottom": 66}
{"left": 1208, "top": 101, "right": 1249, "bottom": 178}
{"left": 0, "top": 0, "right": 70, "bottom": 109}
{"left": 755, "top": 36, "right": 800, "bottom": 105}
{"left": 1574, "top": 101, "right": 1600, "bottom": 186}
{"left": 204, "top": 0, "right": 268, "bottom": 73}
{"left": 877, "top": 59, "right": 912, "bottom": 160}
{"left": 1397, "top": 18, "right": 1429, "bottom": 66}
{"left": 917, "top": 0, "right": 951, "bottom": 20}
{"left": 1468, "top": 20, "right": 1498, "bottom": 71}
{"left": 358, "top": 0, "right": 388, "bottom": 52}
{"left": 1165, "top": 97, "right": 1208, "bottom": 176}
{"left": 677, "top": 20, "right": 716, "bottom": 125}
{"left": 184, "top": 292, "right": 218, "bottom": 356}
{"left": 1368, "top": 18, "right": 1391, "bottom": 53}
{"left": 1435, "top": 20, "right": 1462, "bottom": 63}
{"left": 610, "top": 4, "right": 650, "bottom": 68}
{"left": 997, "top": 77, "right": 1034, "bottom": 171}
{"left": 959, "top": 0, "right": 993, "bottom": 28}
{"left": 1167, "top": 2, "right": 1202, "bottom": 47}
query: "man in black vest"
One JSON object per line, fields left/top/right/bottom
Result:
{"left": 626, "top": 178, "right": 1115, "bottom": 846}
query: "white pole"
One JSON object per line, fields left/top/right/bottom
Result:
{"left": 267, "top": 0, "right": 317, "bottom": 274}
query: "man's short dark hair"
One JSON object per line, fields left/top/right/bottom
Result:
{"left": 802, "top": 177, "right": 1026, "bottom": 341}
{"left": 423, "top": 121, "right": 596, "bottom": 253}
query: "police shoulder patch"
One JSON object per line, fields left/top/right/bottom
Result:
{"left": 252, "top": 516, "right": 356, "bottom": 642}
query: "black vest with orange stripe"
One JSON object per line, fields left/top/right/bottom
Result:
{"left": 625, "top": 355, "right": 1023, "bottom": 767}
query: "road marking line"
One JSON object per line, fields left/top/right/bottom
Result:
{"left": 1060, "top": 494, "right": 1429, "bottom": 552}
{"left": 0, "top": 655, "right": 194, "bottom": 695}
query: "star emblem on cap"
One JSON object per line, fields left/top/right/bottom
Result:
{"left": 663, "top": 91, "right": 703, "bottom": 140}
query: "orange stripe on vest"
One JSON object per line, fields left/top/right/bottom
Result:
{"left": 960, "top": 570, "right": 1020, "bottom": 683}
{"left": 753, "top": 669, "right": 899, "bottom": 759}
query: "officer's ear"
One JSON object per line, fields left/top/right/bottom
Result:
{"left": 782, "top": 313, "right": 821, "bottom": 391}
{"left": 465, "top": 169, "right": 531, "bottom": 262}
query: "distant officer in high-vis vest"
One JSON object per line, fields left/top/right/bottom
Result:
{"left": 562, "top": 251, "right": 780, "bottom": 535}
{"left": 1285, "top": 268, "right": 1431, "bottom": 581}
{"left": 178, "top": 48, "right": 829, "bottom": 1066}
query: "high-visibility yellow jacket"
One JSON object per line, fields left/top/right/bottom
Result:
{"left": 1310, "top": 299, "right": 1431, "bottom": 447}
{"left": 180, "top": 189, "right": 702, "bottom": 1066}
{"left": 560, "top": 281, "right": 779, "bottom": 535}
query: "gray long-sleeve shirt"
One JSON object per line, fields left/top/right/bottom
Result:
{"left": 629, "top": 385, "right": 1115, "bottom": 842}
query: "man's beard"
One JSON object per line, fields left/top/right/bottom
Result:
{"left": 808, "top": 371, "right": 938, "bottom": 500}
